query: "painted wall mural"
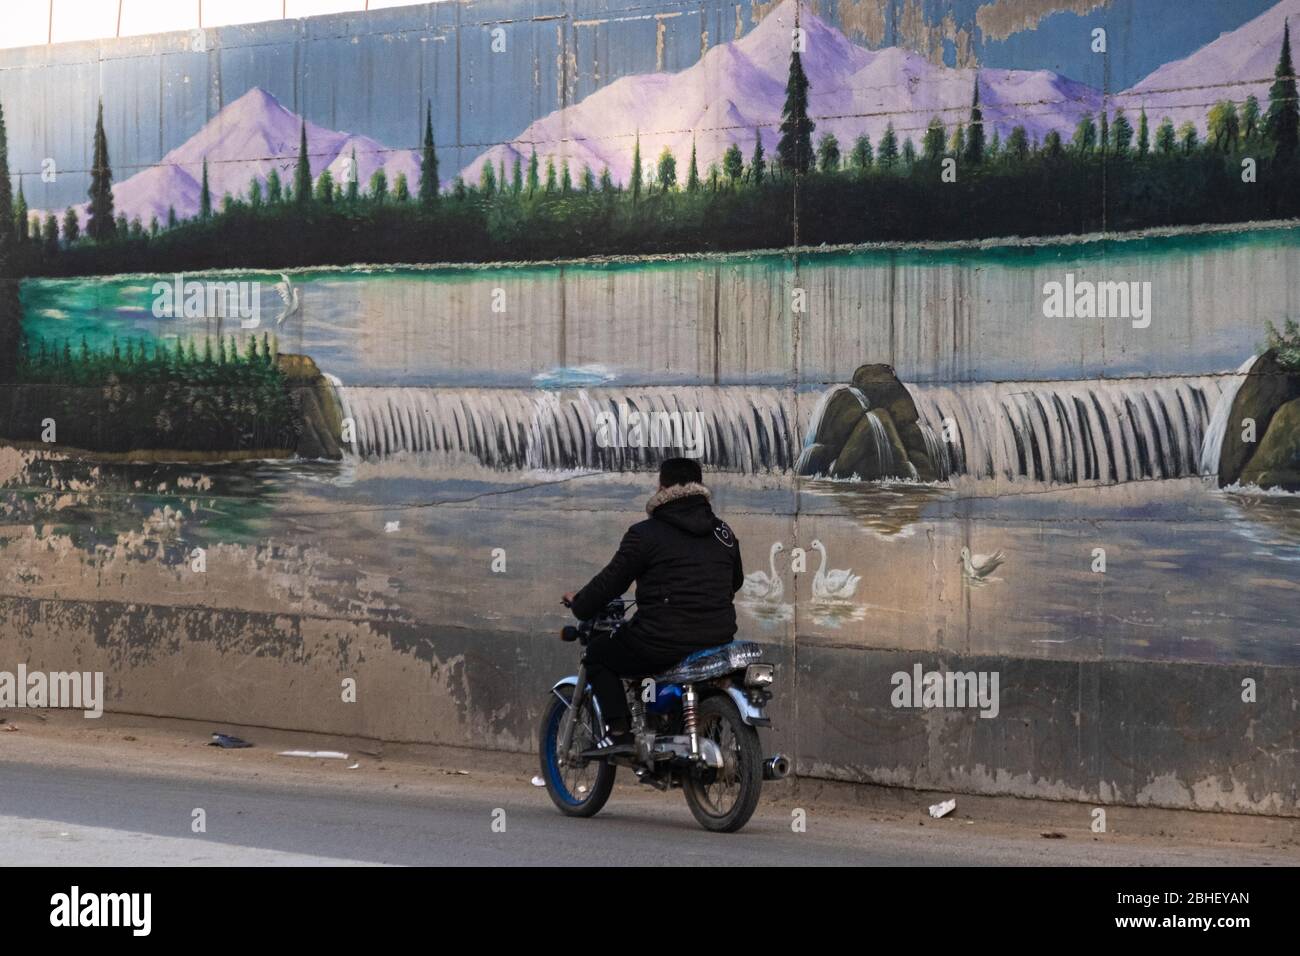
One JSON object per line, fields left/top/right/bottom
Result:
{"left": 0, "top": 0, "right": 1298, "bottom": 772}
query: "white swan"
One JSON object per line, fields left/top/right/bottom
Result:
{"left": 741, "top": 542, "right": 784, "bottom": 603}
{"left": 274, "top": 272, "right": 302, "bottom": 325}
{"left": 960, "top": 546, "right": 1005, "bottom": 582}
{"left": 810, "top": 539, "right": 861, "bottom": 600}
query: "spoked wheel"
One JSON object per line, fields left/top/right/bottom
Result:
{"left": 538, "top": 685, "right": 616, "bottom": 818}
{"left": 682, "top": 695, "right": 763, "bottom": 833}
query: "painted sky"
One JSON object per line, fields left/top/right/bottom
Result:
{"left": 0, "top": 0, "right": 1285, "bottom": 214}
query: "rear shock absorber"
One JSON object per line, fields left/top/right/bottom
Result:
{"left": 682, "top": 684, "right": 699, "bottom": 758}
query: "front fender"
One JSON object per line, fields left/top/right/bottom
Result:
{"left": 551, "top": 676, "right": 604, "bottom": 729}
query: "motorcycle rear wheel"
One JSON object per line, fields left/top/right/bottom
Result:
{"left": 539, "top": 686, "right": 616, "bottom": 817}
{"left": 682, "top": 694, "right": 763, "bottom": 833}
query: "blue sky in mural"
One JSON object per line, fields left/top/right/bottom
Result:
{"left": 975, "top": 0, "right": 1278, "bottom": 89}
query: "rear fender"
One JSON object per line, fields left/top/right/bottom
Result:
{"left": 712, "top": 684, "right": 771, "bottom": 727}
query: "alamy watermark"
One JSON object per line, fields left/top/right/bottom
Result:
{"left": 594, "top": 404, "right": 706, "bottom": 458}
{"left": 0, "top": 664, "right": 104, "bottom": 718}
{"left": 152, "top": 273, "right": 262, "bottom": 328}
{"left": 891, "top": 664, "right": 999, "bottom": 718}
{"left": 1042, "top": 272, "right": 1151, "bottom": 329}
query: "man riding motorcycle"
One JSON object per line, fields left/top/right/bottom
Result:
{"left": 563, "top": 458, "right": 744, "bottom": 755}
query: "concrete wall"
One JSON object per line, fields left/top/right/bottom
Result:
{"left": 1, "top": 1, "right": 1298, "bottom": 817}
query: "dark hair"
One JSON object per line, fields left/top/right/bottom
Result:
{"left": 658, "top": 457, "right": 702, "bottom": 488}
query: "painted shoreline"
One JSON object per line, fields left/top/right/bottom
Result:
{"left": 22, "top": 217, "right": 1300, "bottom": 284}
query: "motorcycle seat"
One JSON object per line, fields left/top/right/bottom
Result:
{"left": 652, "top": 641, "right": 764, "bottom": 684}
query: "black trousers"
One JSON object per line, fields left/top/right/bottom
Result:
{"left": 582, "top": 629, "right": 685, "bottom": 734}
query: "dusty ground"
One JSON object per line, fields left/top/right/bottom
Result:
{"left": 1, "top": 710, "right": 1296, "bottom": 866}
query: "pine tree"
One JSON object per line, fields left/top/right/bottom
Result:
{"left": 266, "top": 167, "right": 283, "bottom": 204}
{"left": 1072, "top": 113, "right": 1097, "bottom": 154}
{"left": 686, "top": 140, "right": 700, "bottom": 192}
{"left": 419, "top": 102, "right": 439, "bottom": 206}
{"left": 369, "top": 169, "right": 388, "bottom": 202}
{"left": 314, "top": 168, "right": 334, "bottom": 204}
{"left": 1137, "top": 109, "right": 1150, "bottom": 155}
{"left": 43, "top": 212, "right": 58, "bottom": 254}
{"left": 524, "top": 148, "right": 538, "bottom": 196}
{"left": 0, "top": 103, "right": 11, "bottom": 259}
{"left": 1006, "top": 126, "right": 1029, "bottom": 162}
{"left": 1242, "top": 95, "right": 1262, "bottom": 143}
{"left": 87, "top": 99, "right": 116, "bottom": 240}
{"left": 1265, "top": 19, "right": 1299, "bottom": 162}
{"left": 1098, "top": 112, "right": 1110, "bottom": 156}
{"left": 776, "top": 49, "right": 814, "bottom": 173}
{"left": 581, "top": 164, "right": 596, "bottom": 193}
{"left": 630, "top": 135, "right": 642, "bottom": 202}
{"left": 816, "top": 133, "right": 840, "bottom": 172}
{"left": 511, "top": 155, "right": 523, "bottom": 195}
{"left": 749, "top": 129, "right": 766, "bottom": 184}
{"left": 922, "top": 119, "right": 945, "bottom": 163}
{"left": 544, "top": 156, "right": 557, "bottom": 193}
{"left": 722, "top": 143, "right": 743, "bottom": 185}
{"left": 167, "top": 205, "right": 178, "bottom": 228}
{"left": 1112, "top": 109, "right": 1134, "bottom": 155}
{"left": 877, "top": 123, "right": 899, "bottom": 168}
{"left": 1155, "top": 117, "right": 1176, "bottom": 154}
{"left": 479, "top": 161, "right": 497, "bottom": 196}
{"left": 656, "top": 148, "right": 677, "bottom": 190}
{"left": 394, "top": 172, "right": 410, "bottom": 202}
{"left": 852, "top": 133, "right": 874, "bottom": 170}
{"left": 964, "top": 75, "right": 984, "bottom": 165}
{"left": 199, "top": 157, "right": 212, "bottom": 218}
{"left": 62, "top": 207, "right": 80, "bottom": 243}
{"left": 293, "top": 121, "right": 311, "bottom": 205}
{"left": 13, "top": 181, "right": 27, "bottom": 244}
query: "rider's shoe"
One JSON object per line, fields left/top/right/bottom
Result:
{"left": 582, "top": 731, "right": 635, "bottom": 757}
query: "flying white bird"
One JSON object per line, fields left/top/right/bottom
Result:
{"left": 810, "top": 539, "right": 861, "bottom": 600}
{"left": 741, "top": 542, "right": 784, "bottom": 603}
{"left": 274, "top": 272, "right": 302, "bottom": 325}
{"left": 960, "top": 546, "right": 1006, "bottom": 583}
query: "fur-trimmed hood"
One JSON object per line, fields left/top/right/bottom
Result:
{"left": 646, "top": 481, "right": 711, "bottom": 516}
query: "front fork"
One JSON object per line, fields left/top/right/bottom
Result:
{"left": 555, "top": 663, "right": 588, "bottom": 768}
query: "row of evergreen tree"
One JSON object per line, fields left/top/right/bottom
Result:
{"left": 16, "top": 331, "right": 281, "bottom": 385}
{"left": 2, "top": 21, "right": 1298, "bottom": 275}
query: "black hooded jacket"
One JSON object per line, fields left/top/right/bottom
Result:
{"left": 571, "top": 483, "right": 744, "bottom": 657}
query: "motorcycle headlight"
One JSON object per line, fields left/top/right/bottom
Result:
{"left": 743, "top": 664, "right": 774, "bottom": 688}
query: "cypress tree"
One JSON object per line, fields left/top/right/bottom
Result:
{"left": 630, "top": 134, "right": 642, "bottom": 202}
{"left": 686, "top": 139, "right": 700, "bottom": 192}
{"left": 749, "top": 129, "right": 766, "bottom": 184}
{"left": 1137, "top": 109, "right": 1150, "bottom": 155}
{"left": 419, "top": 102, "right": 439, "bottom": 206}
{"left": 199, "top": 157, "right": 212, "bottom": 218}
{"left": 87, "top": 99, "right": 116, "bottom": 240}
{"left": 0, "top": 103, "right": 11, "bottom": 256}
{"left": 964, "top": 75, "right": 984, "bottom": 165}
{"left": 293, "top": 121, "right": 311, "bottom": 205}
{"left": 1266, "top": 19, "right": 1299, "bottom": 162}
{"left": 776, "top": 49, "right": 814, "bottom": 173}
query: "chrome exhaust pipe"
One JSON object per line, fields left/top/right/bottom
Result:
{"left": 763, "top": 754, "right": 790, "bottom": 780}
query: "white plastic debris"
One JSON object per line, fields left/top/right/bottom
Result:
{"left": 347, "top": 762, "right": 360, "bottom": 770}
{"left": 928, "top": 798, "right": 957, "bottom": 819}
{"left": 277, "top": 750, "right": 349, "bottom": 760}
{"left": 530, "top": 775, "right": 546, "bottom": 787}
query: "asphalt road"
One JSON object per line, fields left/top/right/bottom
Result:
{"left": 2, "top": 758, "right": 1295, "bottom": 866}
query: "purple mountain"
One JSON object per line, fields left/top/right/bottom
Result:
{"left": 60, "top": 87, "right": 419, "bottom": 227}
{"left": 1116, "top": 0, "right": 1300, "bottom": 131}
{"left": 460, "top": 0, "right": 1104, "bottom": 186}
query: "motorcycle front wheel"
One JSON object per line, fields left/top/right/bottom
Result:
{"left": 538, "top": 685, "right": 616, "bottom": 818}
{"left": 682, "top": 694, "right": 763, "bottom": 833}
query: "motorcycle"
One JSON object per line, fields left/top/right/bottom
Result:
{"left": 539, "top": 597, "right": 788, "bottom": 833}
